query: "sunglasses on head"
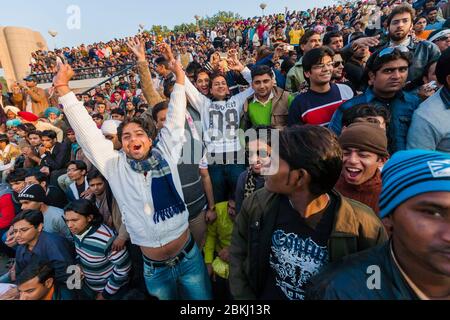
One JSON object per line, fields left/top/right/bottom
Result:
{"left": 435, "top": 35, "right": 449, "bottom": 42}
{"left": 377, "top": 45, "right": 409, "bottom": 58}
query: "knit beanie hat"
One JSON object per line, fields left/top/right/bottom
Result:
{"left": 339, "top": 122, "right": 389, "bottom": 158}
{"left": 379, "top": 150, "right": 450, "bottom": 219}
{"left": 18, "top": 184, "right": 47, "bottom": 204}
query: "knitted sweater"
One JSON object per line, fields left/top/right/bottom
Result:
{"left": 60, "top": 84, "right": 188, "bottom": 248}
{"left": 74, "top": 224, "right": 131, "bottom": 298}
{"left": 335, "top": 170, "right": 382, "bottom": 215}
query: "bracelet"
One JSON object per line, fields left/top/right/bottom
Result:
{"left": 53, "top": 83, "right": 69, "bottom": 89}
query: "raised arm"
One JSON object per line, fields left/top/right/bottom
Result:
{"left": 127, "top": 38, "right": 165, "bottom": 108}
{"left": 185, "top": 73, "right": 210, "bottom": 113}
{"left": 228, "top": 51, "right": 252, "bottom": 85}
{"left": 156, "top": 44, "right": 188, "bottom": 165}
{"left": 54, "top": 64, "right": 119, "bottom": 177}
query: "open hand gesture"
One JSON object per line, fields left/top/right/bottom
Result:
{"left": 126, "top": 38, "right": 146, "bottom": 62}
{"left": 158, "top": 43, "right": 175, "bottom": 63}
{"left": 227, "top": 56, "right": 245, "bottom": 73}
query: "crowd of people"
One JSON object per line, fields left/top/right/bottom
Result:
{"left": 0, "top": 0, "right": 449, "bottom": 301}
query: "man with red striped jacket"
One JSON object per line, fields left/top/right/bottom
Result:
{"left": 288, "top": 47, "right": 353, "bottom": 127}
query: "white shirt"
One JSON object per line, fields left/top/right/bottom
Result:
{"left": 185, "top": 68, "right": 254, "bottom": 154}
{"left": 60, "top": 84, "right": 188, "bottom": 248}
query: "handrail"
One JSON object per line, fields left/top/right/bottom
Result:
{"left": 80, "top": 63, "right": 136, "bottom": 96}
{"left": 31, "top": 63, "right": 135, "bottom": 84}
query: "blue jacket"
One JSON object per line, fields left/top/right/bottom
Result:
{"left": 329, "top": 87, "right": 421, "bottom": 154}
{"left": 15, "top": 232, "right": 75, "bottom": 284}
{"left": 378, "top": 37, "right": 441, "bottom": 84}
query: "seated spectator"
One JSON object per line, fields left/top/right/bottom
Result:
{"left": 16, "top": 258, "right": 67, "bottom": 300}
{"left": 23, "top": 131, "right": 42, "bottom": 168}
{"left": 0, "top": 184, "right": 15, "bottom": 259}
{"left": 25, "top": 171, "right": 68, "bottom": 209}
{"left": 407, "top": 47, "right": 450, "bottom": 152}
{"left": 44, "top": 107, "right": 68, "bottom": 133}
{"left": 335, "top": 122, "right": 389, "bottom": 215}
{"left": 5, "top": 169, "right": 28, "bottom": 213}
{"left": 124, "top": 101, "right": 136, "bottom": 120}
{"left": 18, "top": 112, "right": 63, "bottom": 143}
{"left": 39, "top": 130, "right": 71, "bottom": 186}
{"left": 18, "top": 184, "right": 71, "bottom": 240}
{"left": 204, "top": 199, "right": 236, "bottom": 300}
{"left": 94, "top": 102, "right": 111, "bottom": 121}
{"left": 64, "top": 200, "right": 131, "bottom": 300}
{"left": 8, "top": 210, "right": 75, "bottom": 298}
{"left": 66, "top": 161, "right": 90, "bottom": 202}
{"left": 87, "top": 170, "right": 129, "bottom": 251}
{"left": 4, "top": 106, "right": 21, "bottom": 121}
{"left": 0, "top": 134, "right": 21, "bottom": 181}
{"left": 235, "top": 126, "right": 273, "bottom": 214}
{"left": 288, "top": 47, "right": 354, "bottom": 127}
{"left": 92, "top": 113, "right": 104, "bottom": 129}
{"left": 307, "top": 150, "right": 450, "bottom": 300}
{"left": 110, "top": 109, "right": 125, "bottom": 121}
{"left": 15, "top": 124, "right": 36, "bottom": 144}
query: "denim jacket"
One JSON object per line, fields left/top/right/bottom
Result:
{"left": 329, "top": 87, "right": 421, "bottom": 154}
{"left": 379, "top": 37, "right": 441, "bottom": 84}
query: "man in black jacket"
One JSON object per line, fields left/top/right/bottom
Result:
{"left": 307, "top": 150, "right": 450, "bottom": 300}
{"left": 24, "top": 171, "right": 67, "bottom": 209}
{"left": 39, "top": 130, "right": 70, "bottom": 186}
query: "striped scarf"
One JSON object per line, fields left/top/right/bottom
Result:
{"left": 244, "top": 168, "right": 258, "bottom": 198}
{"left": 126, "top": 149, "right": 186, "bottom": 224}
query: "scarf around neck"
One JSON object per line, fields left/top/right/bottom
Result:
{"left": 244, "top": 168, "right": 258, "bottom": 198}
{"left": 126, "top": 148, "right": 186, "bottom": 224}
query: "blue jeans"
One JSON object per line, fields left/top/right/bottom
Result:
{"left": 208, "top": 164, "right": 246, "bottom": 203}
{"left": 143, "top": 240, "right": 212, "bottom": 300}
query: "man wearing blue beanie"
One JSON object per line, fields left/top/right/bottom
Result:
{"left": 307, "top": 150, "right": 450, "bottom": 300}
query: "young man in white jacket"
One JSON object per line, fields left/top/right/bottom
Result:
{"left": 184, "top": 55, "right": 255, "bottom": 203}
{"left": 53, "top": 44, "right": 211, "bottom": 300}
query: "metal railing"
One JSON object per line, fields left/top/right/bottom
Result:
{"left": 31, "top": 63, "right": 135, "bottom": 84}
{"left": 80, "top": 63, "right": 137, "bottom": 96}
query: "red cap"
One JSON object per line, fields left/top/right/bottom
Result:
{"left": 18, "top": 111, "right": 39, "bottom": 122}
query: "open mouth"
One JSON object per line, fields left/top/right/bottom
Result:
{"left": 345, "top": 167, "right": 363, "bottom": 179}
{"left": 132, "top": 145, "right": 142, "bottom": 152}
